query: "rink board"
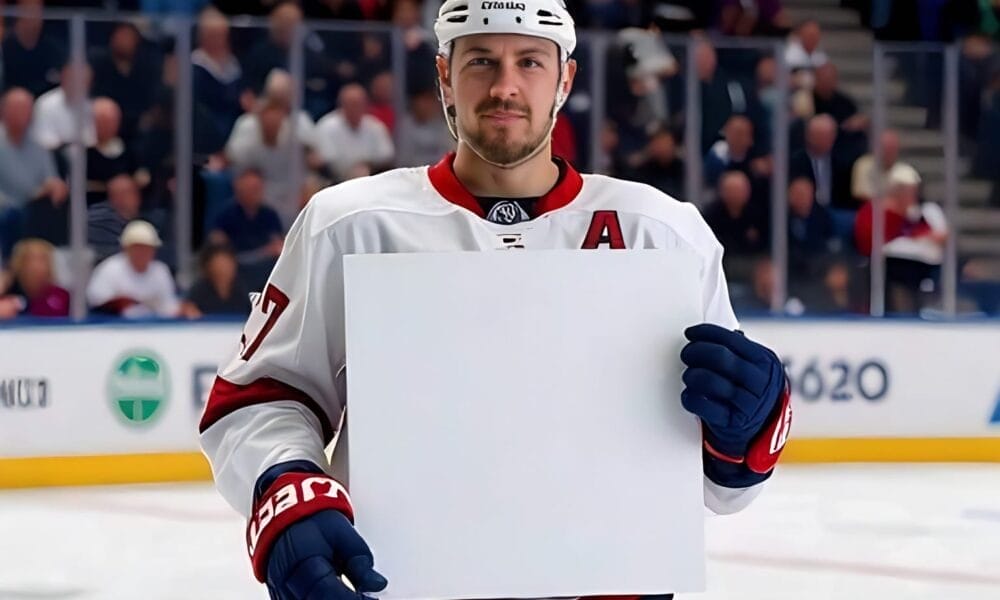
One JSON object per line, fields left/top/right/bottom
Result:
{"left": 1, "top": 319, "right": 999, "bottom": 487}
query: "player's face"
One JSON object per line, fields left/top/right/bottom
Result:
{"left": 440, "top": 34, "right": 574, "bottom": 165}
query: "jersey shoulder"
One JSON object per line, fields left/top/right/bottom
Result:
{"left": 578, "top": 174, "right": 722, "bottom": 256}
{"left": 303, "top": 166, "right": 450, "bottom": 235}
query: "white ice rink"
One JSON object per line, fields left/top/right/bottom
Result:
{"left": 1, "top": 464, "right": 999, "bottom": 600}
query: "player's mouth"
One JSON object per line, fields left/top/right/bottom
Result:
{"left": 481, "top": 111, "right": 527, "bottom": 123}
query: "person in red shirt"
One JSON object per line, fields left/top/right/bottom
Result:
{"left": 854, "top": 163, "right": 949, "bottom": 312}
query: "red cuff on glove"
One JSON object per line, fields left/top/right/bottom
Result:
{"left": 704, "top": 381, "right": 793, "bottom": 474}
{"left": 246, "top": 472, "right": 355, "bottom": 581}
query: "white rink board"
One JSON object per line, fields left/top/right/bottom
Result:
{"left": 742, "top": 320, "right": 1000, "bottom": 438}
{"left": 1, "top": 318, "right": 999, "bottom": 459}
{"left": 0, "top": 322, "right": 241, "bottom": 457}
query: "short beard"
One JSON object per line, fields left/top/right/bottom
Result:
{"left": 460, "top": 99, "right": 555, "bottom": 166}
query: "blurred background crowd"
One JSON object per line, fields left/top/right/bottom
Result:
{"left": 0, "top": 0, "right": 999, "bottom": 322}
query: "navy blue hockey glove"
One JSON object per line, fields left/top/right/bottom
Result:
{"left": 680, "top": 324, "right": 792, "bottom": 486}
{"left": 246, "top": 460, "right": 388, "bottom": 600}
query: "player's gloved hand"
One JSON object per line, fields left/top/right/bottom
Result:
{"left": 680, "top": 324, "right": 792, "bottom": 485}
{"left": 246, "top": 460, "right": 388, "bottom": 600}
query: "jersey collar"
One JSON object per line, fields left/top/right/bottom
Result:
{"left": 427, "top": 152, "right": 583, "bottom": 219}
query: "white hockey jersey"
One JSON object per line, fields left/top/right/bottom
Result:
{"left": 199, "top": 153, "right": 763, "bottom": 518}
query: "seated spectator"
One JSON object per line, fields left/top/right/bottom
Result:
{"left": 2, "top": 0, "right": 65, "bottom": 98}
{"left": 704, "top": 115, "right": 771, "bottom": 187}
{"left": 693, "top": 39, "right": 748, "bottom": 154}
{"left": 788, "top": 177, "right": 837, "bottom": 254}
{"left": 813, "top": 259, "right": 858, "bottom": 314}
{"left": 741, "top": 256, "right": 778, "bottom": 313}
{"left": 368, "top": 71, "right": 396, "bottom": 133}
{"left": 225, "top": 71, "right": 317, "bottom": 224}
{"left": 628, "top": 127, "right": 685, "bottom": 199}
{"left": 595, "top": 119, "right": 626, "bottom": 176}
{"left": 242, "top": 2, "right": 303, "bottom": 92}
{"left": 0, "top": 238, "right": 70, "bottom": 319}
{"left": 789, "top": 114, "right": 855, "bottom": 210}
{"left": 90, "top": 22, "right": 159, "bottom": 139}
{"left": 258, "top": 69, "right": 317, "bottom": 138}
{"left": 32, "top": 61, "right": 95, "bottom": 151}
{"left": 242, "top": 2, "right": 334, "bottom": 117}
{"left": 751, "top": 56, "right": 780, "bottom": 137}
{"left": 785, "top": 20, "right": 829, "bottom": 89}
{"left": 0, "top": 88, "right": 69, "bottom": 257}
{"left": 787, "top": 177, "right": 838, "bottom": 278}
{"left": 208, "top": 168, "right": 283, "bottom": 290}
{"left": 790, "top": 62, "right": 868, "bottom": 162}
{"left": 852, "top": 129, "right": 913, "bottom": 203}
{"left": 192, "top": 6, "right": 244, "bottom": 156}
{"left": 180, "top": 243, "right": 250, "bottom": 318}
{"left": 391, "top": 0, "right": 438, "bottom": 95}
{"left": 88, "top": 174, "right": 147, "bottom": 263}
{"left": 854, "top": 163, "right": 948, "bottom": 313}
{"left": 610, "top": 27, "right": 679, "bottom": 136}
{"left": 85, "top": 97, "right": 144, "bottom": 205}
{"left": 718, "top": 0, "right": 791, "bottom": 37}
{"left": 809, "top": 63, "right": 868, "bottom": 132}
{"left": 315, "top": 84, "right": 395, "bottom": 182}
{"left": 703, "top": 171, "right": 770, "bottom": 280}
{"left": 86, "top": 219, "right": 179, "bottom": 318}
{"left": 396, "top": 88, "right": 454, "bottom": 168}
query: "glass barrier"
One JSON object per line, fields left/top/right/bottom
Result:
{"left": 1, "top": 7, "right": 992, "bottom": 323}
{"left": 0, "top": 13, "right": 74, "bottom": 318}
{"left": 867, "top": 45, "right": 951, "bottom": 316}
{"left": 192, "top": 20, "right": 287, "bottom": 295}
{"left": 957, "top": 41, "right": 1000, "bottom": 316}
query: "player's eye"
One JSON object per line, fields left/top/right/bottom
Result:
{"left": 468, "top": 57, "right": 495, "bottom": 67}
{"left": 520, "top": 58, "right": 543, "bottom": 68}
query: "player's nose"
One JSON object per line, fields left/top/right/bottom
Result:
{"left": 489, "top": 61, "right": 520, "bottom": 101}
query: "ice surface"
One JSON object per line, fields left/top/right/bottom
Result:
{"left": 1, "top": 464, "right": 999, "bottom": 600}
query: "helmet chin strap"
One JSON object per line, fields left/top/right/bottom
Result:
{"left": 443, "top": 63, "right": 569, "bottom": 170}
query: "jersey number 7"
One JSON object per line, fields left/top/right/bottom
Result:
{"left": 240, "top": 283, "right": 290, "bottom": 361}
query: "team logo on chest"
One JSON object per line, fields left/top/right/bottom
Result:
{"left": 486, "top": 200, "right": 530, "bottom": 225}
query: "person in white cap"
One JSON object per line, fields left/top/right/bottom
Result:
{"left": 199, "top": 3, "right": 793, "bottom": 598}
{"left": 85, "top": 219, "right": 179, "bottom": 318}
{"left": 854, "top": 162, "right": 948, "bottom": 313}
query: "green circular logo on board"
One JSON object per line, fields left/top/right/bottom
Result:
{"left": 107, "top": 351, "right": 170, "bottom": 427}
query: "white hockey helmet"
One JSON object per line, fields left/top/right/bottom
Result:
{"left": 434, "top": 0, "right": 577, "bottom": 62}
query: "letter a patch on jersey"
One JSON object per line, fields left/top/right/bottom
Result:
{"left": 582, "top": 210, "right": 626, "bottom": 249}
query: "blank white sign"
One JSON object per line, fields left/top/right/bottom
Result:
{"left": 344, "top": 250, "right": 706, "bottom": 600}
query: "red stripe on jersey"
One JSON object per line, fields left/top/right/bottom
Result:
{"left": 199, "top": 376, "right": 336, "bottom": 443}
{"left": 427, "top": 152, "right": 583, "bottom": 218}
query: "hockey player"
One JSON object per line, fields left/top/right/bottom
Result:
{"left": 199, "top": 1, "right": 793, "bottom": 598}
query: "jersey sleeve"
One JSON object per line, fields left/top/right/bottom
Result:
{"left": 684, "top": 203, "right": 767, "bottom": 514}
{"left": 700, "top": 225, "right": 740, "bottom": 331}
{"left": 199, "top": 200, "right": 345, "bottom": 515}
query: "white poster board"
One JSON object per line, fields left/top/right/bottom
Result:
{"left": 343, "top": 250, "right": 708, "bottom": 599}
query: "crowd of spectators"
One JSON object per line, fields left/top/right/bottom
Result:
{"left": 0, "top": 0, "right": 996, "bottom": 321}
